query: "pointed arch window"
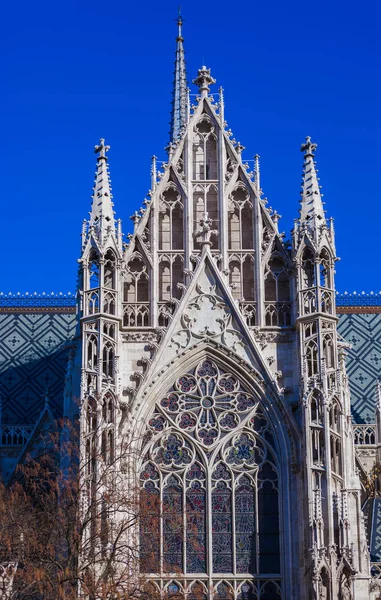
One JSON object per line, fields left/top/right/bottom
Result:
{"left": 102, "top": 393, "right": 114, "bottom": 424}
{"left": 124, "top": 256, "right": 149, "bottom": 302}
{"left": 228, "top": 186, "right": 254, "bottom": 250}
{"left": 87, "top": 335, "right": 98, "bottom": 371}
{"left": 306, "top": 340, "right": 319, "bottom": 377}
{"left": 104, "top": 249, "right": 116, "bottom": 289}
{"left": 323, "top": 334, "right": 335, "bottom": 370}
{"left": 86, "top": 397, "right": 97, "bottom": 434}
{"left": 193, "top": 118, "right": 217, "bottom": 181}
{"left": 319, "top": 249, "right": 332, "bottom": 289}
{"left": 139, "top": 359, "right": 283, "bottom": 593}
{"left": 159, "top": 255, "right": 183, "bottom": 302}
{"left": 159, "top": 185, "right": 184, "bottom": 251}
{"left": 229, "top": 255, "right": 255, "bottom": 301}
{"left": 102, "top": 342, "right": 114, "bottom": 380}
{"left": 264, "top": 256, "right": 291, "bottom": 326}
{"left": 89, "top": 249, "right": 100, "bottom": 289}
{"left": 301, "top": 248, "right": 315, "bottom": 289}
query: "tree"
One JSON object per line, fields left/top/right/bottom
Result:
{"left": 0, "top": 417, "right": 155, "bottom": 600}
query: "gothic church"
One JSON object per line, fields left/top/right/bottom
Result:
{"left": 1, "top": 16, "right": 381, "bottom": 600}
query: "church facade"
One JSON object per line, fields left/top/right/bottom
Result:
{"left": 2, "top": 17, "right": 381, "bottom": 600}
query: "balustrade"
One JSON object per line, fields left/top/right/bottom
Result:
{"left": 264, "top": 301, "right": 291, "bottom": 327}
{"left": 1, "top": 425, "right": 33, "bottom": 446}
{"left": 353, "top": 424, "right": 376, "bottom": 446}
{"left": 122, "top": 303, "right": 150, "bottom": 327}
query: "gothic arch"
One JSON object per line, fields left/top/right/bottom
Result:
{"left": 132, "top": 345, "right": 297, "bottom": 598}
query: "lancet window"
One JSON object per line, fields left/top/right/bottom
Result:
{"left": 104, "top": 249, "right": 116, "bottom": 289}
{"left": 264, "top": 257, "right": 291, "bottom": 326}
{"left": 159, "top": 255, "right": 183, "bottom": 302}
{"left": 87, "top": 335, "right": 98, "bottom": 371}
{"left": 102, "top": 342, "right": 114, "bottom": 381}
{"left": 101, "top": 393, "right": 115, "bottom": 465}
{"left": 123, "top": 254, "right": 150, "bottom": 327}
{"left": 329, "top": 400, "right": 342, "bottom": 477}
{"left": 323, "top": 334, "right": 335, "bottom": 370}
{"left": 89, "top": 249, "right": 100, "bottom": 289}
{"left": 192, "top": 117, "right": 217, "bottom": 181}
{"left": 228, "top": 185, "right": 254, "bottom": 250}
{"left": 309, "top": 392, "right": 325, "bottom": 468}
{"left": 228, "top": 255, "right": 255, "bottom": 301}
{"left": 193, "top": 184, "right": 219, "bottom": 250}
{"left": 159, "top": 185, "right": 184, "bottom": 251}
{"left": 319, "top": 249, "right": 332, "bottom": 289}
{"left": 124, "top": 255, "right": 149, "bottom": 303}
{"left": 305, "top": 340, "right": 319, "bottom": 378}
{"left": 301, "top": 248, "right": 315, "bottom": 289}
{"left": 139, "top": 359, "right": 282, "bottom": 597}
{"left": 85, "top": 397, "right": 97, "bottom": 477}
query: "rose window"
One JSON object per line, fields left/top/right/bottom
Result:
{"left": 149, "top": 359, "right": 257, "bottom": 447}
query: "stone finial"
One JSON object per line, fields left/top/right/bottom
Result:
{"left": 151, "top": 155, "right": 157, "bottom": 191}
{"left": 254, "top": 154, "right": 261, "bottom": 192}
{"left": 196, "top": 212, "right": 218, "bottom": 247}
{"left": 94, "top": 138, "right": 110, "bottom": 160}
{"left": 301, "top": 136, "right": 317, "bottom": 157}
{"left": 376, "top": 381, "right": 381, "bottom": 413}
{"left": 193, "top": 66, "right": 216, "bottom": 98}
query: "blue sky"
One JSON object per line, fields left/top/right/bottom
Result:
{"left": 2, "top": 0, "right": 380, "bottom": 294}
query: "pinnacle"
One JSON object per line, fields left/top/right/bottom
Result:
{"left": 89, "top": 138, "right": 115, "bottom": 236}
{"left": 299, "top": 136, "right": 325, "bottom": 224}
{"left": 193, "top": 66, "right": 216, "bottom": 98}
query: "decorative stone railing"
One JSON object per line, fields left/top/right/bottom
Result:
{"left": 353, "top": 424, "right": 376, "bottom": 446}
{"left": 264, "top": 301, "right": 292, "bottom": 327}
{"left": 122, "top": 303, "right": 150, "bottom": 327}
{"left": 1, "top": 425, "right": 34, "bottom": 446}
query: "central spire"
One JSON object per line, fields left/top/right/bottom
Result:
{"left": 169, "top": 9, "right": 188, "bottom": 143}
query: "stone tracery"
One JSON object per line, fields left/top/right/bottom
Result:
{"left": 140, "top": 358, "right": 282, "bottom": 596}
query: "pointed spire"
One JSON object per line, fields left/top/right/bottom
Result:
{"left": 90, "top": 139, "right": 115, "bottom": 236}
{"left": 299, "top": 136, "right": 325, "bottom": 223}
{"left": 170, "top": 9, "right": 188, "bottom": 143}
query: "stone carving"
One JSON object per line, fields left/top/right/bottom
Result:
{"left": 122, "top": 332, "right": 161, "bottom": 343}
{"left": 169, "top": 272, "right": 250, "bottom": 362}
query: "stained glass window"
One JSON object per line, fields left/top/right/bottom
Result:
{"left": 186, "top": 475, "right": 206, "bottom": 572}
{"left": 236, "top": 476, "right": 256, "bottom": 573}
{"left": 140, "top": 358, "right": 282, "bottom": 597}
{"left": 212, "top": 480, "right": 233, "bottom": 573}
{"left": 140, "top": 481, "right": 160, "bottom": 572}
{"left": 163, "top": 477, "right": 183, "bottom": 571}
{"left": 258, "top": 463, "right": 280, "bottom": 574}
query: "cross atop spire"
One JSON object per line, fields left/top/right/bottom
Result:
{"left": 301, "top": 136, "right": 317, "bottom": 158}
{"left": 169, "top": 9, "right": 188, "bottom": 143}
{"left": 94, "top": 138, "right": 110, "bottom": 160}
{"left": 89, "top": 138, "right": 115, "bottom": 239}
